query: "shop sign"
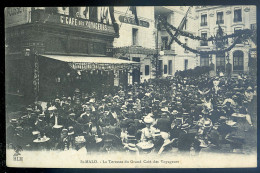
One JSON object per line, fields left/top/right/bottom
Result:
{"left": 5, "top": 7, "right": 31, "bottom": 28}
{"left": 30, "top": 10, "right": 115, "bottom": 34}
{"left": 60, "top": 15, "right": 109, "bottom": 31}
{"left": 119, "top": 15, "right": 150, "bottom": 28}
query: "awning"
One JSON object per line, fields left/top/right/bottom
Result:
{"left": 40, "top": 54, "right": 140, "bottom": 71}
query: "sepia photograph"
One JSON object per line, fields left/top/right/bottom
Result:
{"left": 5, "top": 6, "right": 257, "bottom": 168}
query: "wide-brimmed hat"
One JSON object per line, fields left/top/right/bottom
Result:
{"left": 61, "top": 128, "right": 68, "bottom": 134}
{"left": 161, "top": 112, "right": 168, "bottom": 117}
{"left": 75, "top": 136, "right": 86, "bottom": 144}
{"left": 26, "top": 107, "right": 33, "bottom": 111}
{"left": 48, "top": 106, "right": 57, "bottom": 111}
{"left": 137, "top": 141, "right": 154, "bottom": 150}
{"left": 172, "top": 110, "right": 179, "bottom": 115}
{"left": 183, "top": 112, "right": 190, "bottom": 117}
{"left": 143, "top": 116, "right": 154, "bottom": 124}
{"left": 10, "top": 119, "right": 18, "bottom": 124}
{"left": 15, "top": 126, "right": 23, "bottom": 131}
{"left": 55, "top": 98, "right": 60, "bottom": 102}
{"left": 113, "top": 95, "right": 120, "bottom": 99}
{"left": 68, "top": 126, "right": 74, "bottom": 135}
{"left": 181, "top": 123, "right": 190, "bottom": 130}
{"left": 161, "top": 107, "right": 169, "bottom": 112}
{"left": 121, "top": 105, "right": 127, "bottom": 109}
{"left": 127, "top": 143, "right": 138, "bottom": 151}
{"left": 38, "top": 114, "right": 45, "bottom": 118}
{"left": 247, "top": 86, "right": 253, "bottom": 91}
{"left": 203, "top": 121, "right": 211, "bottom": 127}
{"left": 219, "top": 116, "right": 228, "bottom": 120}
{"left": 83, "top": 106, "right": 91, "bottom": 111}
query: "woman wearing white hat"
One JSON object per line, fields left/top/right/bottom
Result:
{"left": 136, "top": 116, "right": 156, "bottom": 153}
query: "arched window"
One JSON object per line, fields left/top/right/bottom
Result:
{"left": 233, "top": 51, "right": 244, "bottom": 71}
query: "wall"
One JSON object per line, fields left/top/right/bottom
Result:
{"left": 113, "top": 6, "right": 156, "bottom": 49}
{"left": 196, "top": 5, "right": 256, "bottom": 73}
{"left": 157, "top": 6, "right": 198, "bottom": 76}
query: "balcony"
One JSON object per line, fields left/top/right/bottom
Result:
{"left": 216, "top": 20, "right": 224, "bottom": 24}
{"left": 200, "top": 22, "right": 207, "bottom": 26}
{"left": 233, "top": 18, "right": 242, "bottom": 23}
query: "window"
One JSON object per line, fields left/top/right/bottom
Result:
{"left": 158, "top": 16, "right": 167, "bottom": 30}
{"left": 200, "top": 54, "right": 209, "bottom": 66}
{"left": 132, "top": 28, "right": 138, "bottom": 45}
{"left": 164, "top": 65, "right": 168, "bottom": 74}
{"left": 234, "top": 28, "right": 242, "bottom": 44}
{"left": 201, "top": 14, "right": 207, "bottom": 26}
{"left": 168, "top": 60, "right": 172, "bottom": 75}
{"left": 129, "top": 6, "right": 136, "bottom": 15}
{"left": 251, "top": 24, "right": 257, "bottom": 30}
{"left": 89, "top": 7, "right": 98, "bottom": 22}
{"left": 184, "top": 60, "right": 188, "bottom": 70}
{"left": 145, "top": 65, "right": 149, "bottom": 76}
{"left": 234, "top": 9, "right": 242, "bottom": 22}
{"left": 200, "top": 32, "right": 208, "bottom": 46}
{"left": 132, "top": 57, "right": 140, "bottom": 62}
{"left": 69, "top": 7, "right": 78, "bottom": 17}
{"left": 216, "top": 12, "right": 224, "bottom": 24}
{"left": 216, "top": 52, "right": 225, "bottom": 72}
{"left": 158, "top": 60, "right": 163, "bottom": 76}
{"left": 233, "top": 51, "right": 244, "bottom": 71}
{"left": 161, "top": 37, "right": 168, "bottom": 50}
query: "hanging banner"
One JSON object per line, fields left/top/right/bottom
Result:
{"left": 5, "top": 7, "right": 31, "bottom": 28}
{"left": 119, "top": 15, "right": 150, "bottom": 28}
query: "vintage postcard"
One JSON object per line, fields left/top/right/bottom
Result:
{"left": 5, "top": 6, "right": 257, "bottom": 168}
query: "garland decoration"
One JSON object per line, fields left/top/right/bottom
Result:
{"left": 159, "top": 17, "right": 253, "bottom": 55}
{"left": 159, "top": 16, "right": 253, "bottom": 42}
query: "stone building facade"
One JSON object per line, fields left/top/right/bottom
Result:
{"left": 113, "top": 6, "right": 157, "bottom": 83}
{"left": 156, "top": 6, "right": 198, "bottom": 76}
{"left": 195, "top": 5, "right": 257, "bottom": 75}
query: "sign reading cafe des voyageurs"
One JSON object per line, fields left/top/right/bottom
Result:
{"left": 5, "top": 7, "right": 115, "bottom": 33}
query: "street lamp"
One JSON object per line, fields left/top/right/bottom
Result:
{"left": 159, "top": 50, "right": 164, "bottom": 56}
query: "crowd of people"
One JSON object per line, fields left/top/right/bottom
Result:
{"left": 7, "top": 72, "right": 257, "bottom": 156}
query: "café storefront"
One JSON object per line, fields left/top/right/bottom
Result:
{"left": 5, "top": 7, "right": 139, "bottom": 104}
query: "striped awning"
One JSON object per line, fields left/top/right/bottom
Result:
{"left": 40, "top": 54, "right": 140, "bottom": 70}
